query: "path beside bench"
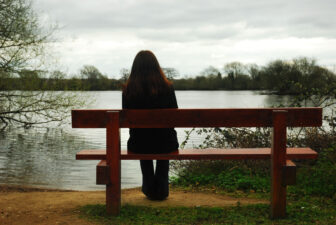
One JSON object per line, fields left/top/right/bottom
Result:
{"left": 0, "top": 186, "right": 267, "bottom": 225}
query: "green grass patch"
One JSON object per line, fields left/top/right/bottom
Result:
{"left": 170, "top": 166, "right": 270, "bottom": 193}
{"left": 79, "top": 197, "right": 336, "bottom": 225}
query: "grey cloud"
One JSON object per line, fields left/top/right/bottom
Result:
{"left": 34, "top": 0, "right": 336, "bottom": 41}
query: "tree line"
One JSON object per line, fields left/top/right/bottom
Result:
{"left": 1, "top": 57, "right": 335, "bottom": 95}
{"left": 173, "top": 58, "right": 336, "bottom": 95}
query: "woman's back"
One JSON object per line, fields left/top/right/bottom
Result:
{"left": 122, "top": 85, "right": 179, "bottom": 153}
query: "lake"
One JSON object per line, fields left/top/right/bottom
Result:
{"left": 0, "top": 91, "right": 289, "bottom": 190}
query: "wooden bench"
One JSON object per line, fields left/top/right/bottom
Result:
{"left": 72, "top": 108, "right": 322, "bottom": 219}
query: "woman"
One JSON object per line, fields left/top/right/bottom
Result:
{"left": 122, "top": 50, "right": 179, "bottom": 200}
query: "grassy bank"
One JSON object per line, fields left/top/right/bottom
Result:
{"left": 80, "top": 196, "right": 335, "bottom": 225}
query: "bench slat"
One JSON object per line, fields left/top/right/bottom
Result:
{"left": 76, "top": 148, "right": 318, "bottom": 160}
{"left": 72, "top": 108, "right": 322, "bottom": 128}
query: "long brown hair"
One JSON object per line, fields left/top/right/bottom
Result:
{"left": 123, "top": 50, "right": 172, "bottom": 98}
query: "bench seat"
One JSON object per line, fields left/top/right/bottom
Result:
{"left": 76, "top": 147, "right": 318, "bottom": 160}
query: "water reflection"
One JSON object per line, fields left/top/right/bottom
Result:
{"left": 0, "top": 127, "right": 143, "bottom": 190}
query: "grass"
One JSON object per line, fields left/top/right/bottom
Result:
{"left": 169, "top": 146, "right": 336, "bottom": 199}
{"left": 79, "top": 136, "right": 336, "bottom": 224}
{"left": 79, "top": 196, "right": 336, "bottom": 225}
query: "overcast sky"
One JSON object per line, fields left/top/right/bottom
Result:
{"left": 34, "top": 0, "right": 336, "bottom": 78}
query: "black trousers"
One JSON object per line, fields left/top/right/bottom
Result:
{"left": 140, "top": 160, "right": 169, "bottom": 200}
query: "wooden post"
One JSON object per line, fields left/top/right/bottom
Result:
{"left": 106, "top": 111, "right": 121, "bottom": 215}
{"left": 271, "top": 110, "right": 287, "bottom": 219}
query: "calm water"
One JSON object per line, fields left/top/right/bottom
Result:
{"left": 0, "top": 91, "right": 288, "bottom": 190}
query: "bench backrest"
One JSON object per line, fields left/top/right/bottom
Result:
{"left": 72, "top": 108, "right": 322, "bottom": 128}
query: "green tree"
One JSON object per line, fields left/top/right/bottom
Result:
{"left": 79, "top": 65, "right": 109, "bottom": 90}
{"left": 223, "top": 62, "right": 251, "bottom": 89}
{"left": 246, "top": 64, "right": 261, "bottom": 89}
{"left": 47, "top": 70, "right": 67, "bottom": 90}
{"left": 80, "top": 65, "right": 105, "bottom": 80}
{"left": 259, "top": 57, "right": 336, "bottom": 95}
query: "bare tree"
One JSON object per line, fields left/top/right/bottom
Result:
{"left": 200, "top": 66, "right": 221, "bottom": 79}
{"left": 162, "top": 67, "right": 179, "bottom": 80}
{"left": 0, "top": 91, "right": 85, "bottom": 129}
{"left": 120, "top": 68, "right": 130, "bottom": 83}
{"left": 223, "top": 62, "right": 247, "bottom": 78}
{"left": 0, "top": 0, "right": 86, "bottom": 129}
{"left": 0, "top": 0, "right": 53, "bottom": 73}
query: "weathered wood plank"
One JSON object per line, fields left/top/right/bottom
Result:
{"left": 72, "top": 108, "right": 322, "bottom": 128}
{"left": 76, "top": 148, "right": 318, "bottom": 160}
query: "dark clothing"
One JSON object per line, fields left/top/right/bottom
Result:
{"left": 122, "top": 85, "right": 179, "bottom": 200}
{"left": 122, "top": 86, "right": 179, "bottom": 154}
{"left": 140, "top": 160, "right": 169, "bottom": 200}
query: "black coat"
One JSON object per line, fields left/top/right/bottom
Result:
{"left": 122, "top": 86, "right": 179, "bottom": 154}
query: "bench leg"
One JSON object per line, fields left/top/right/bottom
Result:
{"left": 271, "top": 110, "right": 287, "bottom": 219}
{"left": 95, "top": 159, "right": 121, "bottom": 215}
{"left": 106, "top": 159, "right": 120, "bottom": 215}
{"left": 271, "top": 163, "right": 287, "bottom": 219}
{"left": 106, "top": 111, "right": 121, "bottom": 216}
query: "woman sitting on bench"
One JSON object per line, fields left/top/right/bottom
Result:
{"left": 122, "top": 50, "right": 179, "bottom": 200}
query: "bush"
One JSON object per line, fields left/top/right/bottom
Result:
{"left": 171, "top": 127, "right": 336, "bottom": 197}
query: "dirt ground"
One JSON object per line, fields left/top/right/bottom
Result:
{"left": 0, "top": 185, "right": 268, "bottom": 225}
